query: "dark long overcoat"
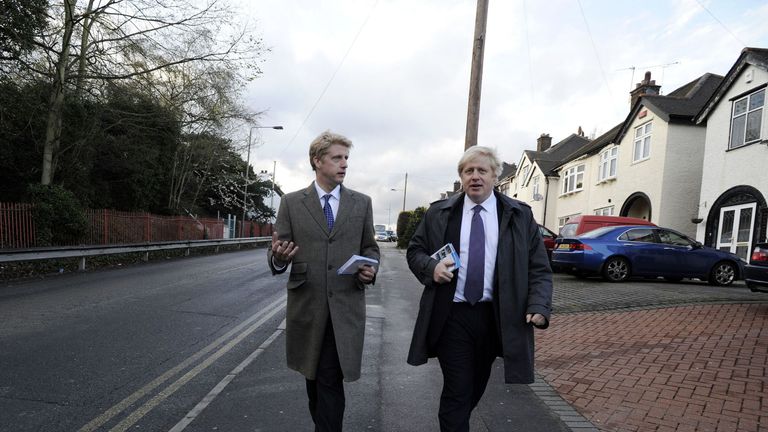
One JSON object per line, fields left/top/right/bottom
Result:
{"left": 269, "top": 183, "right": 379, "bottom": 381}
{"left": 406, "top": 191, "right": 553, "bottom": 384}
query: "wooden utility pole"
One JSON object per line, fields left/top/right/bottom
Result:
{"left": 465, "top": 0, "right": 489, "bottom": 150}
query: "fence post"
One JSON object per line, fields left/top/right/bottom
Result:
{"left": 144, "top": 213, "right": 151, "bottom": 242}
{"left": 103, "top": 209, "right": 109, "bottom": 245}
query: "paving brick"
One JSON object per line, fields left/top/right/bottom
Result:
{"left": 536, "top": 303, "right": 768, "bottom": 432}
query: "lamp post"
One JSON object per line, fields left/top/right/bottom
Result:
{"left": 241, "top": 125, "right": 283, "bottom": 237}
{"left": 390, "top": 172, "right": 408, "bottom": 213}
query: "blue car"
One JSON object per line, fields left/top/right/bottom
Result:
{"left": 552, "top": 225, "right": 744, "bottom": 285}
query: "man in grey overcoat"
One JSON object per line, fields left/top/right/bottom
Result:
{"left": 406, "top": 146, "right": 553, "bottom": 432}
{"left": 268, "top": 130, "right": 379, "bottom": 432}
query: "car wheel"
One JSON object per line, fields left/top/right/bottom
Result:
{"left": 709, "top": 261, "right": 736, "bottom": 286}
{"left": 602, "top": 257, "right": 630, "bottom": 282}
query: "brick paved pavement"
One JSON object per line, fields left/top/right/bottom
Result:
{"left": 536, "top": 302, "right": 768, "bottom": 432}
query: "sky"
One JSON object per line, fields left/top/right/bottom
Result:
{"left": 235, "top": 0, "right": 768, "bottom": 228}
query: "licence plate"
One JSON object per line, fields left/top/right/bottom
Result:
{"left": 556, "top": 244, "right": 570, "bottom": 250}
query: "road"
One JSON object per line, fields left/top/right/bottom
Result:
{"left": 1, "top": 242, "right": 763, "bottom": 431}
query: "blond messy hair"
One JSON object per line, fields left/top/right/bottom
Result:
{"left": 457, "top": 146, "right": 502, "bottom": 178}
{"left": 309, "top": 130, "right": 353, "bottom": 171}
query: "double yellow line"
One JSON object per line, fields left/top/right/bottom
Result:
{"left": 78, "top": 294, "right": 287, "bottom": 432}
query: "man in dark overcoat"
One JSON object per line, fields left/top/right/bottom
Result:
{"left": 406, "top": 146, "right": 553, "bottom": 432}
{"left": 269, "top": 130, "right": 379, "bottom": 431}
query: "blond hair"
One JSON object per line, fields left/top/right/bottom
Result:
{"left": 309, "top": 130, "right": 353, "bottom": 171}
{"left": 457, "top": 146, "right": 502, "bottom": 178}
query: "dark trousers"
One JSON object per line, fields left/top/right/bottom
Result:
{"left": 435, "top": 302, "right": 498, "bottom": 432}
{"left": 305, "top": 318, "right": 345, "bottom": 432}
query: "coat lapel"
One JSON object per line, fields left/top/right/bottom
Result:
{"left": 301, "top": 183, "right": 332, "bottom": 236}
{"left": 331, "top": 186, "right": 356, "bottom": 238}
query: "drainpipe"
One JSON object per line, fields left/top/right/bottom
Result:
{"left": 543, "top": 177, "right": 550, "bottom": 225}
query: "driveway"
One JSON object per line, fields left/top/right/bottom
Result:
{"left": 539, "top": 273, "right": 768, "bottom": 432}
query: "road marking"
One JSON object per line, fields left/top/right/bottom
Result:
{"left": 168, "top": 328, "right": 284, "bottom": 432}
{"left": 77, "top": 294, "right": 287, "bottom": 432}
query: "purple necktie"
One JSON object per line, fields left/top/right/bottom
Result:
{"left": 323, "top": 194, "right": 334, "bottom": 230}
{"left": 465, "top": 205, "right": 485, "bottom": 304}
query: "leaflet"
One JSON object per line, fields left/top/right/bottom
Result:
{"left": 431, "top": 243, "right": 461, "bottom": 271}
{"left": 337, "top": 255, "right": 379, "bottom": 275}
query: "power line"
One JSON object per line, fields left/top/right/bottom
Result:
{"left": 522, "top": 0, "right": 535, "bottom": 103}
{"left": 576, "top": 0, "right": 614, "bottom": 102}
{"left": 694, "top": 0, "right": 746, "bottom": 47}
{"left": 279, "top": 0, "right": 380, "bottom": 158}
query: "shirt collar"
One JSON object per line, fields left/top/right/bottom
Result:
{"left": 314, "top": 182, "right": 341, "bottom": 201}
{"left": 463, "top": 193, "right": 496, "bottom": 214}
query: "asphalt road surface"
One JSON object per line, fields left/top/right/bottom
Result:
{"left": 1, "top": 242, "right": 760, "bottom": 431}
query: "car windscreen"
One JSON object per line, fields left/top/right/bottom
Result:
{"left": 560, "top": 223, "right": 577, "bottom": 237}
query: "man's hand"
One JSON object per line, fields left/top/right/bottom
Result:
{"left": 271, "top": 231, "right": 298, "bottom": 266}
{"left": 526, "top": 313, "right": 547, "bottom": 328}
{"left": 357, "top": 264, "right": 376, "bottom": 284}
{"left": 432, "top": 257, "right": 455, "bottom": 284}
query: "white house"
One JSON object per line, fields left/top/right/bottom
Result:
{"left": 551, "top": 71, "right": 723, "bottom": 238}
{"left": 509, "top": 132, "right": 589, "bottom": 230}
{"left": 694, "top": 47, "right": 768, "bottom": 260}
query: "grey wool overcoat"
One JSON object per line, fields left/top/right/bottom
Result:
{"left": 268, "top": 183, "right": 379, "bottom": 382}
{"left": 406, "top": 191, "right": 553, "bottom": 384}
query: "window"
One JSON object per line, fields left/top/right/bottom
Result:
{"left": 657, "top": 229, "right": 694, "bottom": 247}
{"left": 499, "top": 181, "right": 509, "bottom": 196}
{"left": 594, "top": 206, "right": 614, "bottom": 216}
{"left": 730, "top": 88, "right": 764, "bottom": 149}
{"left": 633, "top": 122, "right": 652, "bottom": 162}
{"left": 561, "top": 164, "right": 585, "bottom": 194}
{"left": 619, "top": 228, "right": 656, "bottom": 243}
{"left": 531, "top": 175, "right": 540, "bottom": 198}
{"left": 598, "top": 147, "right": 618, "bottom": 181}
{"left": 558, "top": 214, "right": 579, "bottom": 234}
{"left": 521, "top": 166, "right": 529, "bottom": 181}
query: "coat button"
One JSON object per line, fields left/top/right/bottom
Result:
{"left": 328, "top": 291, "right": 334, "bottom": 298}
{"left": 328, "top": 264, "right": 333, "bottom": 270}
{"left": 329, "top": 238, "right": 334, "bottom": 243}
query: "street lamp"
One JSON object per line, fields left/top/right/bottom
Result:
{"left": 242, "top": 125, "right": 283, "bottom": 237}
{"left": 390, "top": 172, "right": 408, "bottom": 213}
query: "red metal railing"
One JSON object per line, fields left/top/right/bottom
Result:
{"left": 0, "top": 202, "right": 273, "bottom": 249}
{"left": 0, "top": 203, "right": 35, "bottom": 249}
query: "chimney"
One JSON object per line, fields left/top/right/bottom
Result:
{"left": 537, "top": 133, "right": 552, "bottom": 152}
{"left": 453, "top": 180, "right": 461, "bottom": 192}
{"left": 630, "top": 71, "right": 661, "bottom": 107}
{"left": 577, "top": 126, "right": 585, "bottom": 137}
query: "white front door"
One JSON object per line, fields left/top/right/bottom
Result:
{"left": 716, "top": 203, "right": 756, "bottom": 260}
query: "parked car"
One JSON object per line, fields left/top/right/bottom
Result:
{"left": 559, "top": 215, "right": 655, "bottom": 237}
{"left": 375, "top": 231, "right": 389, "bottom": 242}
{"left": 386, "top": 230, "right": 398, "bottom": 242}
{"left": 745, "top": 242, "right": 768, "bottom": 293}
{"left": 538, "top": 225, "right": 557, "bottom": 260}
{"left": 552, "top": 225, "right": 744, "bottom": 285}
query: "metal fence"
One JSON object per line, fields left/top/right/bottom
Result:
{"left": 0, "top": 202, "right": 273, "bottom": 249}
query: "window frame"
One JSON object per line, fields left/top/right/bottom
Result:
{"left": 598, "top": 146, "right": 618, "bottom": 182}
{"left": 632, "top": 122, "right": 652, "bottom": 163}
{"left": 729, "top": 87, "right": 765, "bottom": 149}
{"left": 561, "top": 164, "right": 585, "bottom": 195}
{"left": 594, "top": 206, "right": 614, "bottom": 216}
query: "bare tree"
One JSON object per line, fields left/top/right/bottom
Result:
{"left": 19, "top": 0, "right": 264, "bottom": 185}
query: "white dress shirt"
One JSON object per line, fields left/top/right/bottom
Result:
{"left": 314, "top": 182, "right": 340, "bottom": 219}
{"left": 454, "top": 194, "right": 499, "bottom": 302}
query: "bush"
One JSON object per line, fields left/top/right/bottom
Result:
{"left": 397, "top": 206, "right": 426, "bottom": 249}
{"left": 27, "top": 184, "right": 88, "bottom": 246}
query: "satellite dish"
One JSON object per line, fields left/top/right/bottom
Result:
{"left": 533, "top": 193, "right": 543, "bottom": 201}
